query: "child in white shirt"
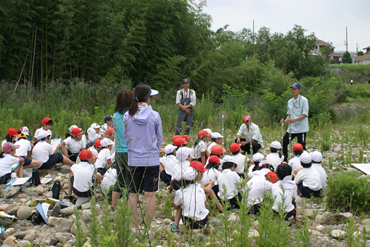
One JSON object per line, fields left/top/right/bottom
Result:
{"left": 230, "top": 143, "right": 247, "bottom": 178}
{"left": 34, "top": 118, "right": 53, "bottom": 143}
{"left": 271, "top": 162, "right": 297, "bottom": 221}
{"left": 100, "top": 115, "right": 113, "bottom": 136}
{"left": 94, "top": 138, "right": 113, "bottom": 180}
{"left": 294, "top": 152, "right": 322, "bottom": 198}
{"left": 105, "top": 128, "right": 115, "bottom": 164}
{"left": 266, "top": 141, "right": 284, "bottom": 170}
{"left": 15, "top": 133, "right": 41, "bottom": 168}
{"left": 207, "top": 132, "right": 223, "bottom": 154}
{"left": 244, "top": 173, "right": 272, "bottom": 214}
{"left": 288, "top": 143, "right": 304, "bottom": 173}
{"left": 160, "top": 144, "right": 181, "bottom": 190}
{"left": 62, "top": 128, "right": 86, "bottom": 162}
{"left": 218, "top": 156, "right": 242, "bottom": 209}
{"left": 311, "top": 151, "right": 327, "bottom": 191}
{"left": 0, "top": 143, "right": 25, "bottom": 183}
{"left": 191, "top": 130, "right": 211, "bottom": 165}
{"left": 172, "top": 162, "right": 222, "bottom": 231}
{"left": 201, "top": 155, "right": 221, "bottom": 197}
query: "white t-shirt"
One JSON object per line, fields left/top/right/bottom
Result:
{"left": 172, "top": 160, "right": 191, "bottom": 181}
{"left": 174, "top": 183, "right": 208, "bottom": 221}
{"left": 248, "top": 168, "right": 271, "bottom": 179}
{"left": 100, "top": 123, "right": 110, "bottom": 135}
{"left": 1, "top": 140, "right": 8, "bottom": 149}
{"left": 294, "top": 166, "right": 322, "bottom": 191}
{"left": 272, "top": 180, "right": 297, "bottom": 213}
{"left": 160, "top": 155, "right": 181, "bottom": 178}
{"left": 35, "top": 128, "right": 52, "bottom": 139}
{"left": 191, "top": 140, "right": 207, "bottom": 160}
{"left": 217, "top": 169, "right": 241, "bottom": 200}
{"left": 266, "top": 153, "right": 284, "bottom": 170}
{"left": 200, "top": 167, "right": 221, "bottom": 186}
{"left": 207, "top": 142, "right": 217, "bottom": 154}
{"left": 88, "top": 146, "right": 99, "bottom": 157}
{"left": 0, "top": 154, "right": 20, "bottom": 176}
{"left": 71, "top": 161, "right": 95, "bottom": 192}
{"left": 312, "top": 163, "right": 327, "bottom": 190}
{"left": 244, "top": 176, "right": 272, "bottom": 206}
{"left": 94, "top": 148, "right": 111, "bottom": 169}
{"left": 64, "top": 136, "right": 86, "bottom": 153}
{"left": 288, "top": 156, "right": 303, "bottom": 173}
{"left": 15, "top": 139, "right": 32, "bottom": 157}
{"left": 236, "top": 122, "right": 264, "bottom": 147}
{"left": 109, "top": 141, "right": 115, "bottom": 163}
{"left": 32, "top": 141, "right": 53, "bottom": 164}
{"left": 232, "top": 153, "right": 246, "bottom": 174}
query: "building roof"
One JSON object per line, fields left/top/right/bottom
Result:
{"left": 316, "top": 40, "right": 335, "bottom": 49}
{"left": 330, "top": 53, "right": 342, "bottom": 57}
{"left": 362, "top": 46, "right": 370, "bottom": 50}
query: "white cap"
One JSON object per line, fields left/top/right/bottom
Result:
{"left": 176, "top": 147, "right": 192, "bottom": 162}
{"left": 258, "top": 160, "right": 272, "bottom": 167}
{"left": 37, "top": 130, "right": 50, "bottom": 140}
{"left": 100, "top": 138, "right": 111, "bottom": 147}
{"left": 221, "top": 155, "right": 236, "bottom": 164}
{"left": 87, "top": 128, "right": 97, "bottom": 141}
{"left": 211, "top": 132, "right": 223, "bottom": 139}
{"left": 164, "top": 144, "right": 177, "bottom": 154}
{"left": 311, "top": 151, "right": 323, "bottom": 163}
{"left": 91, "top": 123, "right": 100, "bottom": 129}
{"left": 182, "top": 167, "right": 197, "bottom": 180}
{"left": 271, "top": 141, "right": 282, "bottom": 149}
{"left": 203, "top": 128, "right": 212, "bottom": 134}
{"left": 300, "top": 152, "right": 312, "bottom": 164}
{"left": 68, "top": 125, "right": 79, "bottom": 133}
{"left": 253, "top": 152, "right": 265, "bottom": 162}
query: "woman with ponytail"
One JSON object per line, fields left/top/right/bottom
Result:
{"left": 123, "top": 84, "right": 162, "bottom": 228}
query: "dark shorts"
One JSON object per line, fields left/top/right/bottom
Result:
{"left": 298, "top": 182, "right": 322, "bottom": 198}
{"left": 68, "top": 150, "right": 79, "bottom": 162}
{"left": 21, "top": 156, "right": 32, "bottom": 167}
{"left": 126, "top": 165, "right": 159, "bottom": 194}
{"left": 40, "top": 154, "right": 64, "bottom": 169}
{"left": 97, "top": 168, "right": 107, "bottom": 175}
{"left": 70, "top": 176, "right": 93, "bottom": 197}
{"left": 182, "top": 215, "right": 208, "bottom": 229}
{"left": 226, "top": 192, "right": 242, "bottom": 208}
{"left": 113, "top": 152, "right": 129, "bottom": 193}
{"left": 0, "top": 173, "right": 12, "bottom": 184}
{"left": 273, "top": 201, "right": 297, "bottom": 220}
{"left": 159, "top": 170, "right": 180, "bottom": 190}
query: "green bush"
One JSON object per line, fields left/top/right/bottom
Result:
{"left": 326, "top": 172, "right": 370, "bottom": 214}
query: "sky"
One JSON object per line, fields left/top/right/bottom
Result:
{"left": 201, "top": 0, "right": 370, "bottom": 52}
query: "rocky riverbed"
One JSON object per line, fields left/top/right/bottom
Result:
{"left": 1, "top": 135, "right": 370, "bottom": 246}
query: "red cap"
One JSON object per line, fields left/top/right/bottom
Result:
{"left": 211, "top": 145, "right": 226, "bottom": 155}
{"left": 94, "top": 139, "right": 102, "bottom": 147}
{"left": 173, "top": 137, "right": 188, "bottom": 146}
{"left": 182, "top": 135, "right": 191, "bottom": 142}
{"left": 41, "top": 117, "right": 52, "bottom": 125}
{"left": 79, "top": 150, "right": 97, "bottom": 160}
{"left": 198, "top": 130, "right": 211, "bottom": 138}
{"left": 208, "top": 155, "right": 220, "bottom": 164}
{"left": 230, "top": 143, "right": 241, "bottom": 153}
{"left": 7, "top": 128, "right": 18, "bottom": 136}
{"left": 267, "top": 172, "right": 279, "bottom": 183}
{"left": 243, "top": 115, "right": 252, "bottom": 122}
{"left": 71, "top": 128, "right": 83, "bottom": 136}
{"left": 106, "top": 128, "right": 114, "bottom": 135}
{"left": 190, "top": 161, "right": 208, "bottom": 172}
{"left": 293, "top": 143, "right": 303, "bottom": 151}
{"left": 172, "top": 135, "right": 181, "bottom": 142}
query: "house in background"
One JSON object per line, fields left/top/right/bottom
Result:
{"left": 336, "top": 51, "right": 357, "bottom": 62}
{"left": 312, "top": 40, "right": 342, "bottom": 63}
{"left": 354, "top": 46, "right": 370, "bottom": 65}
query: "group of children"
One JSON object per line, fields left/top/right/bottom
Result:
{"left": 0, "top": 116, "right": 117, "bottom": 199}
{"left": 159, "top": 128, "right": 327, "bottom": 230}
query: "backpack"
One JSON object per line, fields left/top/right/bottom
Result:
{"left": 29, "top": 212, "right": 43, "bottom": 225}
{"left": 51, "top": 180, "right": 62, "bottom": 199}
{"left": 32, "top": 169, "right": 40, "bottom": 186}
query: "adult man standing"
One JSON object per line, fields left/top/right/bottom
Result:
{"left": 235, "top": 115, "right": 263, "bottom": 154}
{"left": 175, "top": 78, "right": 196, "bottom": 135}
{"left": 280, "top": 82, "right": 309, "bottom": 161}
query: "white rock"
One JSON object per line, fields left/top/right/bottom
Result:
{"left": 81, "top": 202, "right": 91, "bottom": 209}
{"left": 331, "top": 230, "right": 346, "bottom": 239}
{"left": 55, "top": 218, "right": 74, "bottom": 232}
{"left": 17, "top": 206, "right": 33, "bottom": 220}
{"left": 248, "top": 229, "right": 260, "bottom": 238}
{"left": 361, "top": 219, "right": 370, "bottom": 225}
{"left": 60, "top": 206, "right": 76, "bottom": 215}
{"left": 316, "top": 225, "right": 326, "bottom": 233}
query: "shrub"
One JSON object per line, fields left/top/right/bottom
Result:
{"left": 326, "top": 172, "right": 370, "bottom": 214}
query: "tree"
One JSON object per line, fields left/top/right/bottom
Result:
{"left": 342, "top": 51, "right": 352, "bottom": 64}
{"left": 357, "top": 51, "right": 364, "bottom": 56}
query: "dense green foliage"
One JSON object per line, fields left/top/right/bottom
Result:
{"left": 342, "top": 51, "right": 353, "bottom": 64}
{"left": 1, "top": 0, "right": 327, "bottom": 93}
{"left": 326, "top": 172, "right": 370, "bottom": 214}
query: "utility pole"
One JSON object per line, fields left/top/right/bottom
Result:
{"left": 346, "top": 26, "right": 348, "bottom": 52}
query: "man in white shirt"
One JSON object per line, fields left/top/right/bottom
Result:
{"left": 175, "top": 78, "right": 196, "bottom": 135}
{"left": 280, "top": 82, "right": 309, "bottom": 161}
{"left": 235, "top": 115, "right": 263, "bottom": 154}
